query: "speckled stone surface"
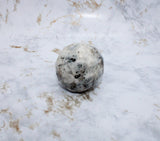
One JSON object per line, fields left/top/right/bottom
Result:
{"left": 56, "top": 43, "right": 104, "bottom": 92}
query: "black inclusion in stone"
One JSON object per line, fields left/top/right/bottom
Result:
{"left": 77, "top": 64, "right": 82, "bottom": 68}
{"left": 83, "top": 83, "right": 88, "bottom": 88}
{"left": 58, "top": 64, "right": 62, "bottom": 67}
{"left": 68, "top": 57, "right": 76, "bottom": 63}
{"left": 75, "top": 74, "right": 81, "bottom": 79}
{"left": 70, "top": 82, "right": 76, "bottom": 89}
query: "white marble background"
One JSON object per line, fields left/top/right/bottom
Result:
{"left": 0, "top": 0, "right": 160, "bottom": 141}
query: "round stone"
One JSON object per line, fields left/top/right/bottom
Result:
{"left": 56, "top": 43, "right": 104, "bottom": 93}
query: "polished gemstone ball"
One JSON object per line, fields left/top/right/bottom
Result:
{"left": 56, "top": 43, "right": 104, "bottom": 93}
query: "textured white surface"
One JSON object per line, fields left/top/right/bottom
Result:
{"left": 0, "top": 0, "right": 160, "bottom": 141}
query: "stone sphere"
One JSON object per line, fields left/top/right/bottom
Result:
{"left": 56, "top": 43, "right": 104, "bottom": 93}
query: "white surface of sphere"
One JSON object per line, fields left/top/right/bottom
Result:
{"left": 56, "top": 43, "right": 104, "bottom": 93}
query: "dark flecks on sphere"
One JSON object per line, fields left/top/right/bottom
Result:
{"left": 74, "top": 74, "right": 81, "bottom": 79}
{"left": 67, "top": 57, "right": 76, "bottom": 63}
{"left": 56, "top": 43, "right": 104, "bottom": 93}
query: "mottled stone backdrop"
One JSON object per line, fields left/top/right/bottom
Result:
{"left": 0, "top": 0, "right": 160, "bottom": 141}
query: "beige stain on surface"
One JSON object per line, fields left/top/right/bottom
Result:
{"left": 0, "top": 108, "right": 13, "bottom": 119}
{"left": 13, "top": 4, "right": 17, "bottom": 11}
{"left": 0, "top": 109, "right": 9, "bottom": 114}
{"left": 123, "top": 110, "right": 128, "bottom": 114}
{"left": 0, "top": 13, "right": 2, "bottom": 20}
{"left": 59, "top": 92, "right": 93, "bottom": 116}
{"left": 25, "top": 72, "right": 32, "bottom": 77}
{"left": 13, "top": 0, "right": 20, "bottom": 11}
{"left": 85, "top": 0, "right": 103, "bottom": 10}
{"left": 50, "top": 15, "right": 73, "bottom": 25}
{"left": 132, "top": 24, "right": 135, "bottom": 30}
{"left": 120, "top": 0, "right": 125, "bottom": 3}
{"left": 29, "top": 122, "right": 39, "bottom": 130}
{"left": 71, "top": 20, "right": 80, "bottom": 26}
{"left": 52, "top": 48, "right": 60, "bottom": 54}
{"left": 18, "top": 99, "right": 22, "bottom": 102}
{"left": 9, "top": 119, "right": 22, "bottom": 134}
{"left": 37, "top": 14, "right": 42, "bottom": 25}
{"left": 24, "top": 47, "right": 36, "bottom": 53}
{"left": 44, "top": 60, "right": 53, "bottom": 63}
{"left": 111, "top": 137, "right": 117, "bottom": 141}
{"left": 70, "top": 14, "right": 82, "bottom": 26}
{"left": 139, "top": 8, "right": 148, "bottom": 16}
{"left": 50, "top": 19, "right": 56, "bottom": 24}
{"left": 10, "top": 45, "right": 36, "bottom": 53}
{"left": 0, "top": 109, "right": 13, "bottom": 132}
{"left": 144, "top": 8, "right": 148, "bottom": 13}
{"left": 68, "top": 0, "right": 103, "bottom": 11}
{"left": 16, "top": 0, "right": 20, "bottom": 4}
{"left": 44, "top": 96, "right": 53, "bottom": 114}
{"left": 39, "top": 90, "right": 95, "bottom": 119}
{"left": 115, "top": 0, "right": 125, "bottom": 5}
{"left": 50, "top": 14, "right": 82, "bottom": 27}
{"left": 10, "top": 45, "right": 22, "bottom": 48}
{"left": 52, "top": 130, "right": 61, "bottom": 138}
{"left": 134, "top": 38, "right": 147, "bottom": 46}
{"left": 155, "top": 115, "right": 160, "bottom": 120}
{"left": 0, "top": 83, "right": 10, "bottom": 94}
{"left": 88, "top": 40, "right": 93, "bottom": 45}
{"left": 5, "top": 9, "right": 9, "bottom": 23}
{"left": 154, "top": 104, "right": 160, "bottom": 111}
{"left": 19, "top": 138, "right": 24, "bottom": 141}
{"left": 69, "top": 1, "right": 81, "bottom": 9}
{"left": 26, "top": 110, "right": 32, "bottom": 118}
{"left": 20, "top": 72, "right": 32, "bottom": 77}
{"left": 154, "top": 104, "right": 160, "bottom": 108}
